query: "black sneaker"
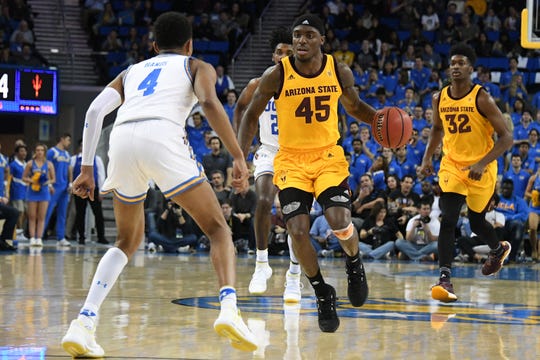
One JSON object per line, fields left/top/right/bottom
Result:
{"left": 346, "top": 259, "right": 369, "bottom": 307}
{"left": 0, "top": 239, "right": 16, "bottom": 251}
{"left": 315, "top": 284, "right": 339, "bottom": 333}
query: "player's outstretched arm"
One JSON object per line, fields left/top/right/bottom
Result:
{"left": 76, "top": 72, "right": 124, "bottom": 200}
{"left": 238, "top": 65, "right": 279, "bottom": 158}
{"left": 192, "top": 59, "right": 249, "bottom": 188}
{"left": 336, "top": 61, "right": 376, "bottom": 126}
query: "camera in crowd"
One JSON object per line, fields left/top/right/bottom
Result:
{"left": 416, "top": 216, "right": 431, "bottom": 228}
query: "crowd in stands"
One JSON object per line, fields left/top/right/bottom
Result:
{"left": 0, "top": 0, "right": 48, "bottom": 67}
{"left": 83, "top": 0, "right": 262, "bottom": 83}
{"left": 2, "top": 1, "right": 539, "bottom": 263}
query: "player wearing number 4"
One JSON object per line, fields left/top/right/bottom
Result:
{"left": 61, "top": 12, "right": 257, "bottom": 358}
{"left": 419, "top": 43, "right": 513, "bottom": 303}
{"left": 238, "top": 14, "right": 373, "bottom": 333}
{"left": 235, "top": 28, "right": 303, "bottom": 302}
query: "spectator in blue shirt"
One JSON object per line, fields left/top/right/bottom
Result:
{"left": 410, "top": 56, "right": 431, "bottom": 101}
{"left": 341, "top": 121, "right": 361, "bottom": 155}
{"left": 396, "top": 87, "right": 417, "bottom": 115}
{"left": 516, "top": 140, "right": 536, "bottom": 174}
{"left": 349, "top": 139, "right": 372, "bottom": 179}
{"left": 186, "top": 112, "right": 212, "bottom": 163}
{"left": 513, "top": 110, "right": 538, "bottom": 142}
{"left": 503, "top": 154, "right": 531, "bottom": 198}
{"left": 499, "top": 56, "right": 523, "bottom": 93}
{"left": 391, "top": 146, "right": 416, "bottom": 179}
{"left": 44, "top": 133, "right": 72, "bottom": 246}
{"left": 410, "top": 105, "right": 429, "bottom": 132}
{"left": 223, "top": 90, "right": 237, "bottom": 125}
{"left": 496, "top": 179, "right": 529, "bottom": 262}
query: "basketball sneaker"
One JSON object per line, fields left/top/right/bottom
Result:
{"left": 283, "top": 271, "right": 302, "bottom": 303}
{"left": 58, "top": 239, "right": 71, "bottom": 247}
{"left": 61, "top": 319, "right": 105, "bottom": 358}
{"left": 346, "top": 258, "right": 369, "bottom": 307}
{"left": 213, "top": 307, "right": 258, "bottom": 352}
{"left": 35, "top": 238, "right": 43, "bottom": 247}
{"left": 431, "top": 280, "right": 458, "bottom": 303}
{"left": 482, "top": 241, "right": 511, "bottom": 276}
{"left": 315, "top": 284, "right": 339, "bottom": 333}
{"left": 248, "top": 262, "right": 272, "bottom": 294}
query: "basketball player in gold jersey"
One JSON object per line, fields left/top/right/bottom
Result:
{"left": 238, "top": 14, "right": 375, "bottom": 333}
{"left": 420, "top": 43, "right": 513, "bottom": 303}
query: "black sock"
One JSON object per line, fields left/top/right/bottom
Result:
{"left": 440, "top": 267, "right": 451, "bottom": 281}
{"left": 306, "top": 269, "right": 328, "bottom": 297}
{"left": 346, "top": 251, "right": 360, "bottom": 268}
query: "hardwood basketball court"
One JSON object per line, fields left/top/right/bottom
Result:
{"left": 0, "top": 242, "right": 538, "bottom": 359}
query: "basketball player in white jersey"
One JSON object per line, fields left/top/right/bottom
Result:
{"left": 61, "top": 12, "right": 257, "bottom": 357}
{"left": 234, "top": 28, "right": 302, "bottom": 302}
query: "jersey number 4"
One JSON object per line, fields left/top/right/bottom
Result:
{"left": 138, "top": 68, "right": 162, "bottom": 96}
{"left": 445, "top": 114, "right": 471, "bottom": 134}
{"left": 295, "top": 95, "right": 331, "bottom": 123}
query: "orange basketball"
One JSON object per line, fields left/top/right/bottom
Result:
{"left": 371, "top": 107, "right": 413, "bottom": 149}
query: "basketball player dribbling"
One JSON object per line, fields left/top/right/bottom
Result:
{"left": 420, "top": 43, "right": 513, "bottom": 303}
{"left": 61, "top": 12, "right": 257, "bottom": 357}
{"left": 238, "top": 14, "right": 375, "bottom": 333}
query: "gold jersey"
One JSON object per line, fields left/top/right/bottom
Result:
{"left": 274, "top": 54, "right": 342, "bottom": 150}
{"left": 438, "top": 84, "right": 494, "bottom": 166}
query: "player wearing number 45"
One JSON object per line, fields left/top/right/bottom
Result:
{"left": 61, "top": 12, "right": 257, "bottom": 358}
{"left": 419, "top": 43, "right": 513, "bottom": 304}
{"left": 238, "top": 14, "right": 375, "bottom": 333}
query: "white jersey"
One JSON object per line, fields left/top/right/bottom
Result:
{"left": 259, "top": 98, "right": 279, "bottom": 149}
{"left": 115, "top": 53, "right": 197, "bottom": 130}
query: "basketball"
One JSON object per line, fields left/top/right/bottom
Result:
{"left": 371, "top": 107, "right": 413, "bottom": 149}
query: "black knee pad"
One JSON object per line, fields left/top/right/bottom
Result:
{"left": 278, "top": 188, "right": 313, "bottom": 223}
{"left": 317, "top": 185, "right": 351, "bottom": 212}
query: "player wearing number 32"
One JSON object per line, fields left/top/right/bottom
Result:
{"left": 61, "top": 12, "right": 257, "bottom": 358}
{"left": 419, "top": 43, "right": 513, "bottom": 304}
{"left": 238, "top": 14, "right": 374, "bottom": 333}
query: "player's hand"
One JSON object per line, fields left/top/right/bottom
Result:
{"left": 72, "top": 166, "right": 96, "bottom": 201}
{"left": 419, "top": 159, "right": 434, "bottom": 177}
{"left": 231, "top": 158, "right": 250, "bottom": 193}
{"left": 463, "top": 162, "right": 486, "bottom": 181}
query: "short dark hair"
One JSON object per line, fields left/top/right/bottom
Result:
{"left": 449, "top": 43, "right": 476, "bottom": 66}
{"left": 58, "top": 133, "right": 71, "bottom": 142}
{"left": 269, "top": 27, "right": 292, "bottom": 51}
{"left": 154, "top": 12, "right": 192, "bottom": 50}
{"left": 419, "top": 197, "right": 432, "bottom": 208}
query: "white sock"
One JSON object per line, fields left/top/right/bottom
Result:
{"left": 287, "top": 235, "right": 300, "bottom": 275}
{"left": 256, "top": 249, "right": 268, "bottom": 263}
{"left": 289, "top": 262, "right": 301, "bottom": 275}
{"left": 78, "top": 247, "right": 128, "bottom": 325}
{"left": 219, "top": 286, "right": 237, "bottom": 310}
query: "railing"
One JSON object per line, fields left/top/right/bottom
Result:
{"left": 54, "top": 0, "right": 75, "bottom": 83}
{"left": 229, "top": 0, "right": 275, "bottom": 80}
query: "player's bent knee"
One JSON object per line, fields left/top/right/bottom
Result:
{"left": 333, "top": 223, "right": 354, "bottom": 240}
